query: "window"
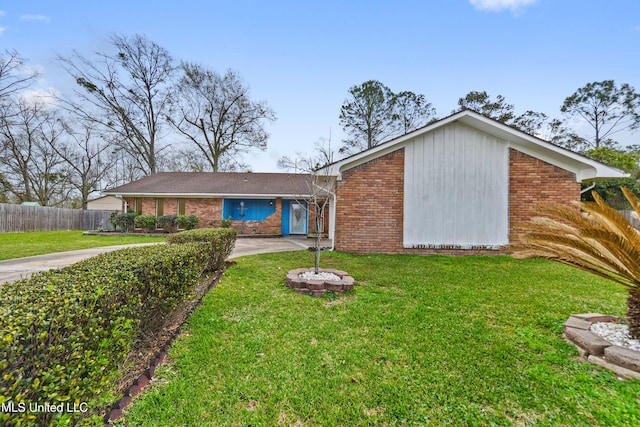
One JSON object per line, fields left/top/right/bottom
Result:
{"left": 134, "top": 198, "right": 143, "bottom": 215}
{"left": 157, "top": 198, "right": 164, "bottom": 217}
{"left": 178, "top": 199, "right": 186, "bottom": 215}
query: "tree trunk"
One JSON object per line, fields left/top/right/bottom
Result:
{"left": 314, "top": 214, "right": 321, "bottom": 274}
{"left": 627, "top": 288, "right": 640, "bottom": 339}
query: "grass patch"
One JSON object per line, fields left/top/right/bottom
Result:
{"left": 123, "top": 252, "right": 639, "bottom": 426}
{"left": 0, "top": 230, "right": 166, "bottom": 260}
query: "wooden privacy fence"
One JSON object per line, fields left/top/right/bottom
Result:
{"left": 0, "top": 204, "right": 117, "bottom": 232}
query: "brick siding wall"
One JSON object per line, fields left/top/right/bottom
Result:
{"left": 123, "top": 197, "right": 223, "bottom": 228}
{"left": 334, "top": 147, "right": 581, "bottom": 254}
{"left": 123, "top": 196, "right": 287, "bottom": 233}
{"left": 508, "top": 148, "right": 580, "bottom": 242}
{"left": 183, "top": 198, "right": 223, "bottom": 228}
{"left": 335, "top": 149, "right": 405, "bottom": 253}
{"left": 232, "top": 197, "right": 283, "bottom": 235}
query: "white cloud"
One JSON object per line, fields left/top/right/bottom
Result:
{"left": 0, "top": 11, "right": 6, "bottom": 17}
{"left": 470, "top": 0, "right": 538, "bottom": 13}
{"left": 18, "top": 88, "right": 60, "bottom": 108}
{"left": 20, "top": 14, "right": 50, "bottom": 23}
{"left": 0, "top": 25, "right": 5, "bottom": 36}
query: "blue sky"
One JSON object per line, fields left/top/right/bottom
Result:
{"left": 1, "top": 0, "right": 639, "bottom": 172}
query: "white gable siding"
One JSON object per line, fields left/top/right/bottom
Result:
{"left": 403, "top": 123, "right": 509, "bottom": 248}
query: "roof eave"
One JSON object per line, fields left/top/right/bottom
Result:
{"left": 102, "top": 191, "right": 314, "bottom": 198}
{"left": 319, "top": 110, "right": 629, "bottom": 182}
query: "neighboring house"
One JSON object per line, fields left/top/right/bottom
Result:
{"left": 317, "top": 110, "right": 627, "bottom": 254}
{"left": 104, "top": 172, "right": 320, "bottom": 235}
{"left": 105, "top": 110, "right": 627, "bottom": 252}
{"left": 86, "top": 195, "right": 122, "bottom": 211}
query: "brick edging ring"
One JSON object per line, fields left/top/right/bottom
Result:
{"left": 286, "top": 268, "right": 354, "bottom": 297}
{"left": 563, "top": 313, "right": 640, "bottom": 380}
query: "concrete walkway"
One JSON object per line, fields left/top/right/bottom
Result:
{"left": 0, "top": 237, "right": 329, "bottom": 285}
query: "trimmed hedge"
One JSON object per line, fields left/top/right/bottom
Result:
{"left": 0, "top": 243, "right": 208, "bottom": 426}
{"left": 134, "top": 215, "right": 157, "bottom": 232}
{"left": 109, "top": 211, "right": 136, "bottom": 232}
{"left": 167, "top": 227, "right": 238, "bottom": 272}
{"left": 157, "top": 215, "right": 178, "bottom": 232}
{"left": 176, "top": 214, "right": 199, "bottom": 230}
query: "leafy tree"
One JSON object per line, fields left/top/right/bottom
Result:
{"left": 581, "top": 146, "right": 640, "bottom": 209}
{"left": 58, "top": 34, "right": 176, "bottom": 175}
{"left": 511, "top": 110, "right": 549, "bottom": 136}
{"left": 339, "top": 81, "right": 436, "bottom": 154}
{"left": 168, "top": 64, "right": 275, "bottom": 172}
{"left": 546, "top": 118, "right": 588, "bottom": 151}
{"left": 455, "top": 91, "right": 515, "bottom": 123}
{"left": 455, "top": 91, "right": 569, "bottom": 144}
{"left": 561, "top": 80, "right": 640, "bottom": 149}
{"left": 585, "top": 146, "right": 639, "bottom": 174}
{"left": 393, "top": 91, "right": 437, "bottom": 134}
{"left": 512, "top": 187, "right": 640, "bottom": 339}
{"left": 339, "top": 80, "right": 397, "bottom": 154}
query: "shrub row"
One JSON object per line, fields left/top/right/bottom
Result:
{"left": 109, "top": 212, "right": 199, "bottom": 233}
{"left": 167, "top": 227, "right": 238, "bottom": 272}
{"left": 0, "top": 243, "right": 211, "bottom": 426}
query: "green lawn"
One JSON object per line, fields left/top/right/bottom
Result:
{"left": 0, "top": 230, "right": 166, "bottom": 260}
{"left": 122, "top": 251, "right": 639, "bottom": 426}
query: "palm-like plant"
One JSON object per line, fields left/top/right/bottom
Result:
{"left": 511, "top": 187, "right": 640, "bottom": 339}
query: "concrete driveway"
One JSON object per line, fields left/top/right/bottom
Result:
{"left": 0, "top": 237, "right": 326, "bottom": 285}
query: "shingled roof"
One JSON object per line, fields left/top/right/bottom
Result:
{"left": 104, "top": 172, "right": 314, "bottom": 197}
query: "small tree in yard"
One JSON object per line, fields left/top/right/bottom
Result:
{"left": 278, "top": 138, "right": 335, "bottom": 274}
{"left": 511, "top": 187, "right": 640, "bottom": 339}
{"left": 306, "top": 175, "right": 334, "bottom": 274}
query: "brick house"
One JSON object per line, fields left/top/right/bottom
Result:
{"left": 105, "top": 110, "right": 626, "bottom": 252}
{"left": 317, "top": 110, "right": 627, "bottom": 254}
{"left": 104, "top": 172, "right": 327, "bottom": 236}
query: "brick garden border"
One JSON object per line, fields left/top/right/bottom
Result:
{"left": 102, "top": 264, "right": 232, "bottom": 426}
{"left": 286, "top": 268, "right": 354, "bottom": 297}
{"left": 563, "top": 313, "right": 640, "bottom": 380}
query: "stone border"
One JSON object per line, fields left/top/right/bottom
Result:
{"left": 286, "top": 268, "right": 354, "bottom": 297}
{"left": 564, "top": 313, "right": 640, "bottom": 380}
{"left": 103, "top": 266, "right": 230, "bottom": 426}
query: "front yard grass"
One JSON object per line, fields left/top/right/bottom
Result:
{"left": 122, "top": 251, "right": 639, "bottom": 426}
{"left": 0, "top": 230, "right": 166, "bottom": 260}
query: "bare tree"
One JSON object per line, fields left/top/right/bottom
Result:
{"left": 50, "top": 119, "right": 112, "bottom": 208}
{"left": 105, "top": 146, "right": 145, "bottom": 189}
{"left": 29, "top": 116, "right": 70, "bottom": 206}
{"left": 278, "top": 136, "right": 335, "bottom": 172}
{"left": 58, "top": 34, "right": 176, "bottom": 175}
{"left": 0, "top": 49, "right": 40, "bottom": 104}
{"left": 278, "top": 137, "right": 336, "bottom": 273}
{"left": 168, "top": 64, "right": 276, "bottom": 172}
{"left": 165, "top": 146, "right": 251, "bottom": 173}
{"left": 0, "top": 99, "right": 67, "bottom": 205}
